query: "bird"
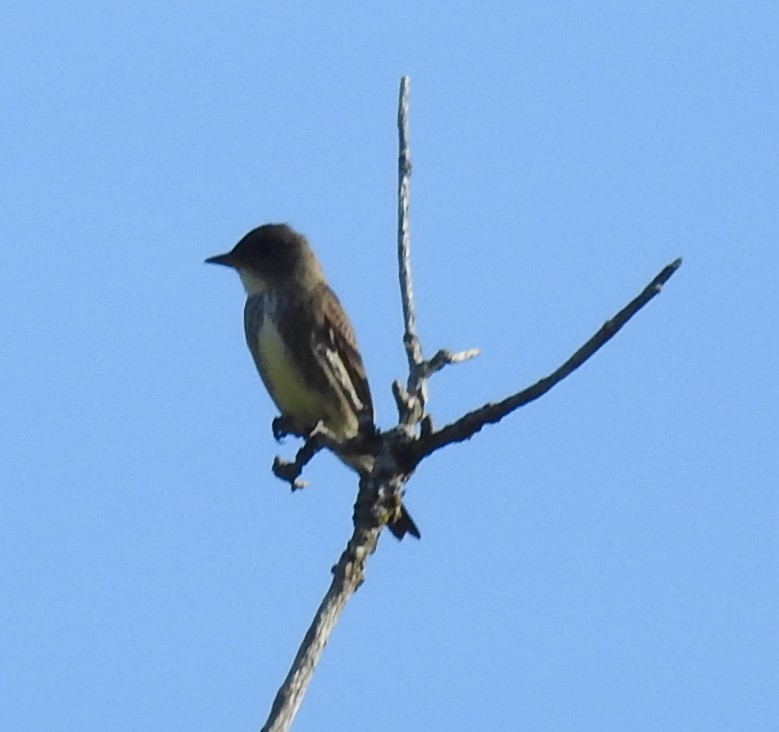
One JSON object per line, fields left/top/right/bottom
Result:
{"left": 205, "top": 223, "right": 420, "bottom": 540}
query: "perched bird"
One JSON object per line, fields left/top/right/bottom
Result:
{"left": 206, "top": 223, "right": 420, "bottom": 540}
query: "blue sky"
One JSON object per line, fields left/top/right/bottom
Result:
{"left": 2, "top": 2, "right": 777, "bottom": 730}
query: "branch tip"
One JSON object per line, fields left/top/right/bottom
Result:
{"left": 412, "top": 256, "right": 683, "bottom": 463}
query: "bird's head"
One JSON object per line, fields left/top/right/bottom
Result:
{"left": 206, "top": 223, "right": 322, "bottom": 295}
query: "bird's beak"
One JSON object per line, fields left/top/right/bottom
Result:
{"left": 204, "top": 252, "right": 236, "bottom": 268}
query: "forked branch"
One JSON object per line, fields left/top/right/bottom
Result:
{"left": 259, "top": 77, "right": 682, "bottom": 732}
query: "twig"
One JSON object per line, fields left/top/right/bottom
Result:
{"left": 395, "top": 76, "right": 478, "bottom": 426}
{"left": 272, "top": 422, "right": 342, "bottom": 489}
{"left": 423, "top": 347, "right": 480, "bottom": 377}
{"left": 272, "top": 422, "right": 383, "bottom": 489}
{"left": 397, "top": 76, "right": 422, "bottom": 377}
{"left": 412, "top": 257, "right": 683, "bottom": 464}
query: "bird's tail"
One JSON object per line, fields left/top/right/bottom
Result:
{"left": 388, "top": 505, "right": 421, "bottom": 541}
{"left": 342, "top": 452, "right": 421, "bottom": 540}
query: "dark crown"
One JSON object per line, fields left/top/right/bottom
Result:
{"left": 231, "top": 223, "right": 309, "bottom": 278}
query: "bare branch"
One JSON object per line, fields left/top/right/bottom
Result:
{"left": 397, "top": 76, "right": 422, "bottom": 375}
{"left": 257, "top": 77, "right": 683, "bottom": 732}
{"left": 261, "top": 519, "right": 382, "bottom": 732}
{"left": 395, "top": 76, "right": 478, "bottom": 426}
{"left": 272, "top": 421, "right": 332, "bottom": 488}
{"left": 412, "top": 258, "right": 683, "bottom": 464}
{"left": 423, "top": 348, "right": 480, "bottom": 377}
{"left": 272, "top": 422, "right": 379, "bottom": 489}
{"left": 261, "top": 439, "right": 411, "bottom": 732}
{"left": 391, "top": 379, "right": 414, "bottom": 422}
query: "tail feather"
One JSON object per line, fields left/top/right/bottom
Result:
{"left": 388, "top": 505, "right": 421, "bottom": 541}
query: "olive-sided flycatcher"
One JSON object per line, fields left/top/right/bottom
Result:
{"left": 206, "top": 223, "right": 420, "bottom": 540}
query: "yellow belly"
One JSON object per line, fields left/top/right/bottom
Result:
{"left": 254, "top": 316, "right": 369, "bottom": 472}
{"left": 256, "top": 319, "right": 327, "bottom": 426}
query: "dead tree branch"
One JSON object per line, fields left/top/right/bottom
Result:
{"left": 260, "top": 513, "right": 382, "bottom": 732}
{"left": 411, "top": 257, "right": 682, "bottom": 464}
{"left": 394, "top": 76, "right": 480, "bottom": 429}
{"left": 259, "top": 77, "right": 682, "bottom": 731}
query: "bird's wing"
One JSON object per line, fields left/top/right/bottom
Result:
{"left": 243, "top": 288, "right": 373, "bottom": 426}
{"left": 312, "top": 283, "right": 374, "bottom": 423}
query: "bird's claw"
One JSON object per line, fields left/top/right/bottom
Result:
{"left": 272, "top": 456, "right": 309, "bottom": 490}
{"left": 272, "top": 415, "right": 295, "bottom": 442}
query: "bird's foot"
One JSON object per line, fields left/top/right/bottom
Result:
{"left": 272, "top": 415, "right": 308, "bottom": 442}
{"left": 272, "top": 456, "right": 309, "bottom": 491}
